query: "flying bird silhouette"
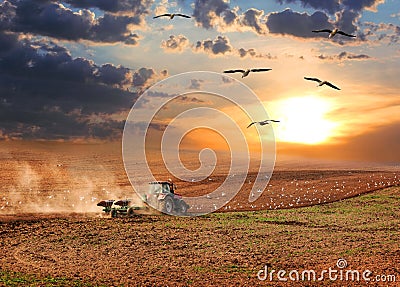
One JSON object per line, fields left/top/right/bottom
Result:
{"left": 153, "top": 13, "right": 191, "bottom": 19}
{"left": 247, "top": 119, "right": 280, "bottom": 128}
{"left": 312, "top": 28, "right": 356, "bottom": 38}
{"left": 304, "top": 77, "right": 341, "bottom": 90}
{"left": 223, "top": 68, "right": 272, "bottom": 78}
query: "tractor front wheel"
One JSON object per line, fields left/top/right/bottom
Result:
{"left": 127, "top": 207, "right": 135, "bottom": 217}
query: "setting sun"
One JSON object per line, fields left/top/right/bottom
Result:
{"left": 268, "top": 96, "right": 338, "bottom": 145}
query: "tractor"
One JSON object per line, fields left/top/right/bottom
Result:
{"left": 97, "top": 181, "right": 189, "bottom": 216}
{"left": 145, "top": 181, "right": 189, "bottom": 215}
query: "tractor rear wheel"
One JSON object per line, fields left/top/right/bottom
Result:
{"left": 179, "top": 202, "right": 188, "bottom": 215}
{"left": 164, "top": 197, "right": 174, "bottom": 214}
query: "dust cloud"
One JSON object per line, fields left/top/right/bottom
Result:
{"left": 0, "top": 141, "right": 139, "bottom": 215}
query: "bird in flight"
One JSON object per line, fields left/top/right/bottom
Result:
{"left": 312, "top": 28, "right": 356, "bottom": 39}
{"left": 304, "top": 77, "right": 341, "bottom": 90}
{"left": 247, "top": 119, "right": 280, "bottom": 128}
{"left": 153, "top": 13, "right": 191, "bottom": 19}
{"left": 223, "top": 68, "right": 272, "bottom": 78}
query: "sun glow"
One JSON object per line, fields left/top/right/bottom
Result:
{"left": 268, "top": 96, "right": 338, "bottom": 145}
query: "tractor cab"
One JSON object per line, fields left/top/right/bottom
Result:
{"left": 148, "top": 181, "right": 176, "bottom": 195}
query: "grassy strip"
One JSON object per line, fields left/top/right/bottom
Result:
{"left": 0, "top": 271, "right": 108, "bottom": 287}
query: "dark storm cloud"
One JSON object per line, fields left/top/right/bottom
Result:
{"left": 242, "top": 8, "right": 266, "bottom": 35}
{"left": 334, "top": 10, "right": 358, "bottom": 34}
{"left": 188, "top": 79, "right": 204, "bottom": 90}
{"left": 238, "top": 48, "right": 257, "bottom": 58}
{"left": 317, "top": 51, "right": 371, "bottom": 61}
{"left": 0, "top": 34, "right": 138, "bottom": 89}
{"left": 87, "top": 119, "right": 125, "bottom": 139}
{"left": 193, "top": 35, "right": 274, "bottom": 59}
{"left": 363, "top": 22, "right": 400, "bottom": 44}
{"left": 192, "top": 1, "right": 267, "bottom": 35}
{"left": 145, "top": 90, "right": 177, "bottom": 99}
{"left": 0, "top": 31, "right": 165, "bottom": 140}
{"left": 64, "top": 0, "right": 153, "bottom": 14}
{"left": 190, "top": 0, "right": 377, "bottom": 38}
{"left": 91, "top": 13, "right": 141, "bottom": 44}
{"left": 276, "top": 0, "right": 340, "bottom": 14}
{"left": 0, "top": 0, "right": 16, "bottom": 30}
{"left": 0, "top": 0, "right": 161, "bottom": 140}
{"left": 268, "top": 2, "right": 374, "bottom": 40}
{"left": 7, "top": 0, "right": 95, "bottom": 39}
{"left": 237, "top": 48, "right": 275, "bottom": 59}
{"left": 132, "top": 67, "right": 156, "bottom": 87}
{"left": 222, "top": 9, "right": 236, "bottom": 25}
{"left": 176, "top": 95, "right": 205, "bottom": 104}
{"left": 0, "top": 0, "right": 144, "bottom": 45}
{"left": 267, "top": 9, "right": 332, "bottom": 38}
{"left": 277, "top": 0, "right": 383, "bottom": 14}
{"left": 161, "top": 35, "right": 189, "bottom": 52}
{"left": 193, "top": 0, "right": 230, "bottom": 29}
{"left": 149, "top": 122, "right": 168, "bottom": 132}
{"left": 0, "top": 75, "right": 132, "bottom": 139}
{"left": 221, "top": 76, "right": 234, "bottom": 84}
{"left": 390, "top": 25, "right": 400, "bottom": 43}
{"left": 195, "top": 35, "right": 232, "bottom": 55}
{"left": 266, "top": 8, "right": 360, "bottom": 42}
{"left": 96, "top": 64, "right": 132, "bottom": 88}
{"left": 0, "top": 104, "right": 125, "bottom": 140}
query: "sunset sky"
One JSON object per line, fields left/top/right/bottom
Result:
{"left": 0, "top": 0, "right": 399, "bottom": 164}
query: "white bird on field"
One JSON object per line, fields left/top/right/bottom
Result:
{"left": 312, "top": 28, "right": 356, "bottom": 38}
{"left": 304, "top": 77, "right": 341, "bottom": 90}
{"left": 223, "top": 68, "right": 272, "bottom": 78}
{"left": 153, "top": 13, "right": 191, "bottom": 19}
{"left": 247, "top": 119, "right": 280, "bottom": 128}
